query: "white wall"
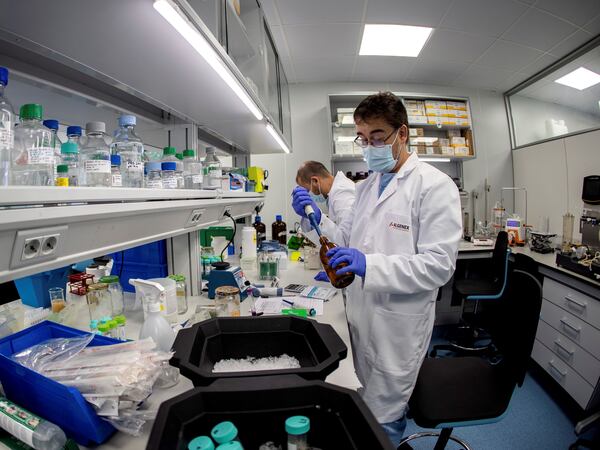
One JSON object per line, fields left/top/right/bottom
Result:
{"left": 253, "top": 82, "right": 514, "bottom": 237}
{"left": 511, "top": 94, "right": 600, "bottom": 147}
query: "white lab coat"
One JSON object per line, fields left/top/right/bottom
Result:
{"left": 327, "top": 171, "right": 356, "bottom": 224}
{"left": 317, "top": 153, "right": 462, "bottom": 423}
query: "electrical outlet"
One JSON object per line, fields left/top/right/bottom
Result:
{"left": 185, "top": 209, "right": 206, "bottom": 228}
{"left": 221, "top": 205, "right": 232, "bottom": 218}
{"left": 11, "top": 226, "right": 68, "bottom": 269}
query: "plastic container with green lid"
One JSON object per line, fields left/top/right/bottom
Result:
{"left": 216, "top": 442, "right": 243, "bottom": 450}
{"left": 211, "top": 421, "right": 239, "bottom": 445}
{"left": 286, "top": 416, "right": 310, "bottom": 450}
{"left": 97, "top": 322, "right": 110, "bottom": 336}
{"left": 99, "top": 275, "right": 124, "bottom": 316}
{"left": 188, "top": 436, "right": 215, "bottom": 450}
{"left": 19, "top": 103, "right": 43, "bottom": 121}
{"left": 113, "top": 315, "right": 127, "bottom": 340}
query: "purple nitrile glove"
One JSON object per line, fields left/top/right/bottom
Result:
{"left": 326, "top": 247, "right": 367, "bottom": 278}
{"left": 314, "top": 271, "right": 330, "bottom": 282}
{"left": 292, "top": 186, "right": 321, "bottom": 223}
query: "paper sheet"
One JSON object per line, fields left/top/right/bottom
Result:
{"left": 300, "top": 286, "right": 337, "bottom": 301}
{"left": 253, "top": 297, "right": 324, "bottom": 316}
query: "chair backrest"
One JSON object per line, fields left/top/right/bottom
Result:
{"left": 492, "top": 269, "right": 543, "bottom": 387}
{"left": 492, "top": 231, "right": 509, "bottom": 283}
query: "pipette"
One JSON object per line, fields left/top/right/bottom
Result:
{"left": 305, "top": 204, "right": 322, "bottom": 236}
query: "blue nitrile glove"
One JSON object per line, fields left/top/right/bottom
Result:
{"left": 326, "top": 247, "right": 367, "bottom": 278}
{"left": 314, "top": 271, "right": 330, "bottom": 282}
{"left": 292, "top": 186, "right": 321, "bottom": 223}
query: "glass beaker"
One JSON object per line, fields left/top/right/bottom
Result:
{"left": 86, "top": 283, "right": 112, "bottom": 323}
{"left": 562, "top": 213, "right": 575, "bottom": 252}
{"left": 49, "top": 287, "right": 66, "bottom": 313}
{"left": 214, "top": 286, "right": 241, "bottom": 317}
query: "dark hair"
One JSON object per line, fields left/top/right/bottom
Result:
{"left": 296, "top": 161, "right": 331, "bottom": 184}
{"left": 353, "top": 91, "right": 408, "bottom": 129}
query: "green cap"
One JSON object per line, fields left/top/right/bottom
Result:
{"left": 183, "top": 149, "right": 195, "bottom": 157}
{"left": 99, "top": 275, "right": 119, "bottom": 284}
{"left": 211, "top": 421, "right": 238, "bottom": 444}
{"left": 168, "top": 274, "right": 186, "bottom": 282}
{"left": 215, "top": 443, "right": 242, "bottom": 450}
{"left": 57, "top": 164, "right": 69, "bottom": 174}
{"left": 61, "top": 141, "right": 78, "bottom": 154}
{"left": 20, "top": 104, "right": 43, "bottom": 121}
{"left": 108, "top": 320, "right": 118, "bottom": 329}
{"left": 285, "top": 416, "right": 310, "bottom": 435}
{"left": 114, "top": 315, "right": 126, "bottom": 325}
{"left": 163, "top": 146, "right": 176, "bottom": 156}
{"left": 176, "top": 153, "right": 183, "bottom": 160}
{"left": 188, "top": 436, "right": 215, "bottom": 450}
{"left": 98, "top": 323, "right": 110, "bottom": 333}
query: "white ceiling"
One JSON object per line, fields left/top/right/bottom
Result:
{"left": 260, "top": 0, "right": 600, "bottom": 91}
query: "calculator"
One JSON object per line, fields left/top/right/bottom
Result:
{"left": 284, "top": 284, "right": 307, "bottom": 294}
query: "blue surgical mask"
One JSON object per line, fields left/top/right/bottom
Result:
{"left": 363, "top": 131, "right": 400, "bottom": 173}
{"left": 309, "top": 180, "right": 327, "bottom": 203}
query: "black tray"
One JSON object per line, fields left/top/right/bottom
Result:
{"left": 171, "top": 316, "right": 347, "bottom": 386}
{"left": 556, "top": 253, "right": 600, "bottom": 281}
{"left": 147, "top": 375, "right": 394, "bottom": 450}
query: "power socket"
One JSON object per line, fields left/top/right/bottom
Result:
{"left": 221, "top": 205, "right": 232, "bottom": 218}
{"left": 185, "top": 209, "right": 206, "bottom": 228}
{"left": 11, "top": 225, "right": 68, "bottom": 269}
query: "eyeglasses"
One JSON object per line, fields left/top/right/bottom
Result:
{"left": 354, "top": 129, "right": 398, "bottom": 148}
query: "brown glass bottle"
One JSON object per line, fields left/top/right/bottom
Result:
{"left": 253, "top": 216, "right": 266, "bottom": 245}
{"left": 272, "top": 215, "right": 287, "bottom": 245}
{"left": 319, "top": 236, "right": 355, "bottom": 289}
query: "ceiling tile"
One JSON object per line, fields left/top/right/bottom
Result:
{"left": 548, "top": 30, "right": 595, "bottom": 59}
{"left": 365, "top": 0, "right": 451, "bottom": 27}
{"left": 260, "top": 0, "right": 280, "bottom": 26}
{"left": 276, "top": 0, "right": 365, "bottom": 25}
{"left": 502, "top": 8, "right": 577, "bottom": 51}
{"left": 584, "top": 13, "right": 600, "bottom": 35}
{"left": 454, "top": 64, "right": 516, "bottom": 89}
{"left": 440, "top": 0, "right": 528, "bottom": 38}
{"left": 534, "top": 0, "right": 600, "bottom": 27}
{"left": 475, "top": 40, "right": 543, "bottom": 71}
{"left": 405, "top": 60, "right": 470, "bottom": 85}
{"left": 284, "top": 24, "right": 362, "bottom": 58}
{"left": 497, "top": 72, "right": 532, "bottom": 92}
{"left": 352, "top": 56, "right": 416, "bottom": 83}
{"left": 519, "top": 53, "right": 559, "bottom": 77}
{"left": 418, "top": 29, "right": 496, "bottom": 64}
{"left": 293, "top": 57, "right": 356, "bottom": 83}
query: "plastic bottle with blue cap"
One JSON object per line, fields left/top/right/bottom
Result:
{"left": 111, "top": 154, "right": 122, "bottom": 187}
{"left": 161, "top": 161, "right": 179, "bottom": 189}
{"left": 0, "top": 66, "right": 14, "bottom": 186}
{"left": 145, "top": 161, "right": 163, "bottom": 188}
{"left": 286, "top": 415, "right": 310, "bottom": 450}
{"left": 111, "top": 115, "right": 144, "bottom": 188}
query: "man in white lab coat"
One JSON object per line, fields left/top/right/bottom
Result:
{"left": 295, "top": 161, "right": 356, "bottom": 281}
{"left": 291, "top": 92, "right": 462, "bottom": 446}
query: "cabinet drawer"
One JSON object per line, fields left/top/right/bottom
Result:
{"left": 532, "top": 339, "right": 593, "bottom": 409}
{"left": 544, "top": 278, "right": 600, "bottom": 330}
{"left": 536, "top": 318, "right": 600, "bottom": 386}
{"left": 540, "top": 299, "right": 600, "bottom": 360}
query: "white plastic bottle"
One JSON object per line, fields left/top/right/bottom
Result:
{"left": 140, "top": 301, "right": 175, "bottom": 352}
{"left": 203, "top": 147, "right": 222, "bottom": 189}
{"left": 182, "top": 149, "right": 203, "bottom": 189}
{"left": 0, "top": 67, "right": 14, "bottom": 187}
{"left": 162, "top": 146, "right": 184, "bottom": 187}
{"left": 11, "top": 104, "right": 54, "bottom": 186}
{"left": 111, "top": 115, "right": 144, "bottom": 188}
{"left": 81, "top": 122, "right": 111, "bottom": 187}
{"left": 0, "top": 396, "right": 67, "bottom": 450}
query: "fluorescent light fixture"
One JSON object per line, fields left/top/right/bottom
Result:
{"left": 359, "top": 24, "right": 433, "bottom": 57}
{"left": 421, "top": 157, "right": 451, "bottom": 163}
{"left": 153, "top": 0, "right": 263, "bottom": 120}
{"left": 555, "top": 67, "right": 600, "bottom": 91}
{"left": 266, "top": 123, "right": 290, "bottom": 153}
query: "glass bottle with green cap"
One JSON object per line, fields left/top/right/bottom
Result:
{"left": 108, "top": 319, "right": 118, "bottom": 339}
{"left": 188, "top": 436, "right": 215, "bottom": 450}
{"left": 55, "top": 164, "right": 69, "bottom": 187}
{"left": 211, "top": 421, "right": 241, "bottom": 446}
{"left": 286, "top": 416, "right": 310, "bottom": 450}
{"left": 0, "top": 67, "right": 14, "bottom": 187}
{"left": 12, "top": 103, "right": 54, "bottom": 186}
{"left": 168, "top": 274, "right": 188, "bottom": 314}
{"left": 99, "top": 275, "right": 124, "bottom": 315}
{"left": 182, "top": 149, "right": 203, "bottom": 189}
{"left": 216, "top": 442, "right": 243, "bottom": 450}
{"left": 114, "top": 315, "right": 126, "bottom": 340}
{"left": 61, "top": 141, "right": 80, "bottom": 186}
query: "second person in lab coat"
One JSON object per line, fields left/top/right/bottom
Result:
{"left": 291, "top": 92, "right": 462, "bottom": 446}
{"left": 295, "top": 161, "right": 356, "bottom": 281}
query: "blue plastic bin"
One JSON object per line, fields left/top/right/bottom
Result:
{"left": 13, "top": 266, "right": 71, "bottom": 308}
{"left": 112, "top": 240, "right": 167, "bottom": 266}
{"left": 112, "top": 261, "right": 168, "bottom": 292}
{"left": 0, "top": 322, "right": 118, "bottom": 446}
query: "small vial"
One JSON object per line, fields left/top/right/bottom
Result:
{"left": 55, "top": 164, "right": 69, "bottom": 186}
{"left": 211, "top": 421, "right": 240, "bottom": 446}
{"left": 286, "top": 416, "right": 310, "bottom": 450}
{"left": 114, "top": 314, "right": 127, "bottom": 340}
{"left": 161, "top": 161, "right": 178, "bottom": 189}
{"left": 97, "top": 322, "right": 109, "bottom": 336}
{"left": 145, "top": 161, "right": 163, "bottom": 189}
{"left": 90, "top": 319, "right": 99, "bottom": 334}
{"left": 108, "top": 319, "right": 118, "bottom": 338}
{"left": 188, "top": 436, "right": 215, "bottom": 450}
{"left": 111, "top": 154, "right": 122, "bottom": 187}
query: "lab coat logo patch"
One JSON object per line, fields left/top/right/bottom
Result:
{"left": 389, "top": 221, "right": 410, "bottom": 232}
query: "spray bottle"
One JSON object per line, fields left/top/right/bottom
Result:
{"left": 130, "top": 279, "right": 175, "bottom": 352}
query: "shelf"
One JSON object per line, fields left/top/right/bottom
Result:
{"left": 333, "top": 122, "right": 471, "bottom": 130}
{"left": 0, "top": 188, "right": 264, "bottom": 283}
{"left": 332, "top": 154, "right": 365, "bottom": 162}
{"left": 332, "top": 154, "right": 475, "bottom": 163}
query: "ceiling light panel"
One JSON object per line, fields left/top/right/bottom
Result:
{"left": 359, "top": 24, "right": 433, "bottom": 57}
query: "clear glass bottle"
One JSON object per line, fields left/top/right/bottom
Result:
{"left": 81, "top": 122, "right": 111, "bottom": 187}
{"left": 55, "top": 164, "right": 69, "bottom": 187}
{"left": 203, "top": 147, "right": 222, "bottom": 189}
{"left": 99, "top": 275, "right": 124, "bottom": 316}
{"left": 182, "top": 149, "right": 203, "bottom": 189}
{"left": 175, "top": 153, "right": 185, "bottom": 188}
{"left": 11, "top": 104, "right": 54, "bottom": 186}
{"left": 145, "top": 161, "right": 163, "bottom": 188}
{"left": 163, "top": 147, "right": 183, "bottom": 187}
{"left": 86, "top": 283, "right": 112, "bottom": 323}
{"left": 286, "top": 416, "right": 310, "bottom": 450}
{"left": 66, "top": 125, "right": 83, "bottom": 148}
{"left": 114, "top": 314, "right": 126, "bottom": 340}
{"left": 111, "top": 115, "right": 144, "bottom": 188}
{"left": 43, "top": 119, "right": 62, "bottom": 182}
{"left": 60, "top": 141, "right": 80, "bottom": 186}
{"left": 168, "top": 275, "right": 188, "bottom": 314}
{"left": 161, "top": 161, "right": 179, "bottom": 189}
{"left": 214, "top": 286, "right": 241, "bottom": 317}
{"left": 110, "top": 154, "right": 122, "bottom": 187}
{"left": 0, "top": 67, "right": 14, "bottom": 187}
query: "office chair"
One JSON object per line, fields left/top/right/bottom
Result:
{"left": 431, "top": 231, "right": 510, "bottom": 356}
{"left": 400, "top": 269, "right": 542, "bottom": 450}
{"left": 569, "top": 410, "right": 600, "bottom": 450}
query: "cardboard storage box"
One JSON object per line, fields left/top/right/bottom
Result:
{"left": 335, "top": 141, "right": 355, "bottom": 155}
{"left": 409, "top": 128, "right": 425, "bottom": 136}
{"left": 447, "top": 129, "right": 461, "bottom": 137}
{"left": 457, "top": 118, "right": 470, "bottom": 126}
{"left": 446, "top": 101, "right": 467, "bottom": 111}
{"left": 441, "top": 146, "right": 455, "bottom": 156}
{"left": 412, "top": 145, "right": 427, "bottom": 154}
{"left": 409, "top": 115, "right": 429, "bottom": 125}
{"left": 406, "top": 108, "right": 426, "bottom": 116}
{"left": 454, "top": 146, "right": 470, "bottom": 156}
{"left": 450, "top": 136, "right": 466, "bottom": 146}
{"left": 438, "top": 138, "right": 450, "bottom": 146}
{"left": 425, "top": 100, "right": 447, "bottom": 109}
{"left": 404, "top": 100, "right": 425, "bottom": 110}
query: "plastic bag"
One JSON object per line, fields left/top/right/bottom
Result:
{"left": 11, "top": 333, "right": 94, "bottom": 373}
{"left": 104, "top": 409, "right": 157, "bottom": 436}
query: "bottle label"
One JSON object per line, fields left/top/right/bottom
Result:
{"left": 27, "top": 147, "right": 54, "bottom": 165}
{"left": 112, "top": 173, "right": 122, "bottom": 187}
{"left": 0, "top": 397, "right": 40, "bottom": 446}
{"left": 192, "top": 174, "right": 203, "bottom": 184}
{"left": 163, "top": 177, "right": 178, "bottom": 189}
{"left": 56, "top": 177, "right": 69, "bottom": 187}
{"left": 146, "top": 179, "right": 162, "bottom": 189}
{"left": 0, "top": 121, "right": 13, "bottom": 149}
{"left": 257, "top": 232, "right": 266, "bottom": 240}
{"left": 85, "top": 160, "right": 110, "bottom": 174}
{"left": 125, "top": 161, "right": 143, "bottom": 172}
{"left": 278, "top": 231, "right": 287, "bottom": 238}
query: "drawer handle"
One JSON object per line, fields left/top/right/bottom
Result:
{"left": 554, "top": 340, "right": 574, "bottom": 357}
{"left": 560, "top": 318, "right": 582, "bottom": 334}
{"left": 565, "top": 296, "right": 587, "bottom": 310}
{"left": 548, "top": 360, "right": 567, "bottom": 378}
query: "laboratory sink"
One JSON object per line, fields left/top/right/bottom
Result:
{"left": 171, "top": 316, "right": 347, "bottom": 386}
{"left": 147, "top": 375, "right": 394, "bottom": 450}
